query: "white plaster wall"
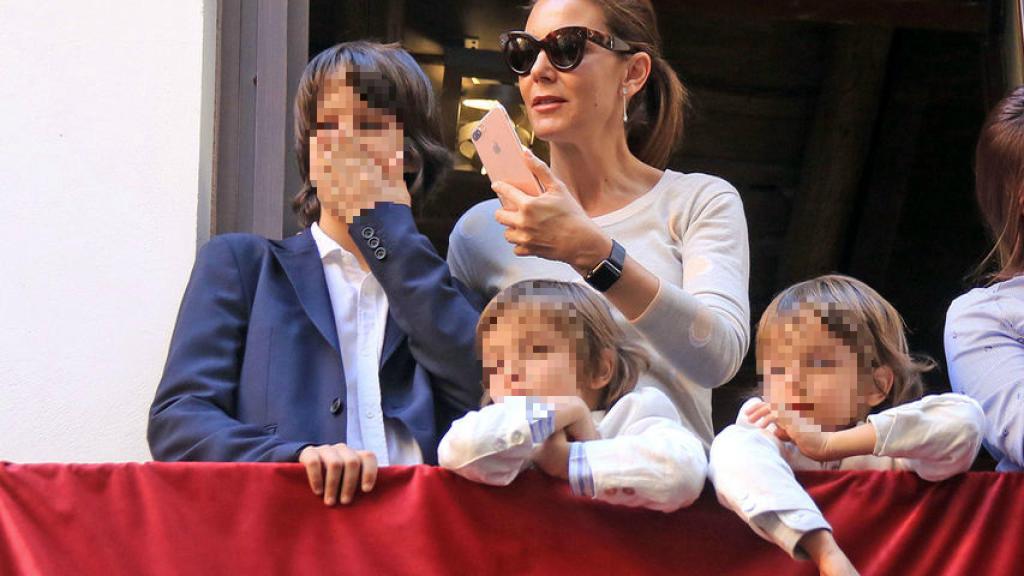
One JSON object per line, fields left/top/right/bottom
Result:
{"left": 0, "top": 1, "right": 206, "bottom": 461}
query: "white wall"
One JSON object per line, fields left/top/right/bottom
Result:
{"left": 0, "top": 1, "right": 207, "bottom": 461}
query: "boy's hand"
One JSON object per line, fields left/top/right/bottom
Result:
{"left": 799, "top": 529, "right": 860, "bottom": 576}
{"left": 533, "top": 430, "right": 571, "bottom": 479}
{"left": 549, "top": 396, "right": 600, "bottom": 442}
{"left": 299, "top": 443, "right": 378, "bottom": 506}
{"left": 309, "top": 118, "right": 409, "bottom": 224}
{"left": 745, "top": 400, "right": 835, "bottom": 461}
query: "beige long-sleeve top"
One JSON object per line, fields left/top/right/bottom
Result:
{"left": 447, "top": 170, "right": 751, "bottom": 446}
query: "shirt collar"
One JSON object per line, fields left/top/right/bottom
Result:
{"left": 310, "top": 222, "right": 356, "bottom": 263}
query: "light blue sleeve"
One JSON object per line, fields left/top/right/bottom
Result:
{"left": 945, "top": 286, "right": 1024, "bottom": 471}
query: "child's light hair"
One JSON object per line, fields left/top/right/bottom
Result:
{"left": 477, "top": 279, "right": 650, "bottom": 410}
{"left": 756, "top": 274, "right": 935, "bottom": 410}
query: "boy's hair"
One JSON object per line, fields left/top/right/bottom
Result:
{"left": 756, "top": 274, "right": 934, "bottom": 410}
{"left": 291, "top": 41, "right": 451, "bottom": 227}
{"left": 477, "top": 279, "right": 650, "bottom": 410}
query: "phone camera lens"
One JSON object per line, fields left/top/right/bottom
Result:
{"left": 472, "top": 129, "right": 482, "bottom": 142}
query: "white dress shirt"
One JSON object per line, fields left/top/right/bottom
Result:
{"left": 310, "top": 223, "right": 422, "bottom": 466}
{"left": 708, "top": 394, "right": 985, "bottom": 559}
{"left": 437, "top": 386, "right": 707, "bottom": 512}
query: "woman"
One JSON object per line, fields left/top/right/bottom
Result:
{"left": 448, "top": 0, "right": 750, "bottom": 445}
{"left": 945, "top": 85, "right": 1024, "bottom": 471}
{"left": 149, "top": 42, "right": 483, "bottom": 504}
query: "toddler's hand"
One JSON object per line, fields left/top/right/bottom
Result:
{"left": 800, "top": 529, "right": 859, "bottom": 576}
{"left": 777, "top": 411, "right": 834, "bottom": 462}
{"left": 549, "top": 396, "right": 599, "bottom": 441}
{"left": 745, "top": 400, "right": 834, "bottom": 461}
{"left": 533, "top": 429, "right": 571, "bottom": 479}
{"left": 299, "top": 443, "right": 378, "bottom": 506}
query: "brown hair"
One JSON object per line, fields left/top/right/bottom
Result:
{"left": 292, "top": 41, "right": 452, "bottom": 228}
{"left": 974, "top": 86, "right": 1024, "bottom": 282}
{"left": 477, "top": 279, "right": 650, "bottom": 410}
{"left": 756, "top": 274, "right": 934, "bottom": 411}
{"left": 528, "top": 0, "right": 688, "bottom": 169}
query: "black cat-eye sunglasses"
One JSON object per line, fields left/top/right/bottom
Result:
{"left": 498, "top": 26, "right": 637, "bottom": 76}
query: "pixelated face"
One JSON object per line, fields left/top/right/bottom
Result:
{"left": 760, "top": 310, "right": 874, "bottom": 430}
{"left": 309, "top": 71, "right": 404, "bottom": 222}
{"left": 482, "top": 305, "right": 583, "bottom": 401}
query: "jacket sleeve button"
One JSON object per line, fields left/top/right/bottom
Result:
{"left": 361, "top": 226, "right": 375, "bottom": 239}
{"left": 373, "top": 247, "right": 387, "bottom": 260}
{"left": 368, "top": 236, "right": 381, "bottom": 249}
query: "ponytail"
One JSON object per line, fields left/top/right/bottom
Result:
{"left": 627, "top": 55, "right": 688, "bottom": 169}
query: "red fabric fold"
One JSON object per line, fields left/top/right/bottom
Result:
{"left": 0, "top": 463, "right": 1018, "bottom": 575}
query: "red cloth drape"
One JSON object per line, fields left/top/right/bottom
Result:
{"left": 0, "top": 463, "right": 1018, "bottom": 575}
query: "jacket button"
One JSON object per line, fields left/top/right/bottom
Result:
{"left": 361, "top": 226, "right": 375, "bottom": 239}
{"left": 367, "top": 236, "right": 381, "bottom": 249}
{"left": 373, "top": 247, "right": 387, "bottom": 260}
{"left": 330, "top": 397, "right": 343, "bottom": 415}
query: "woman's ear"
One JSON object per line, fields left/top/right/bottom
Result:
{"left": 588, "top": 348, "right": 616, "bottom": 390}
{"left": 623, "top": 52, "right": 652, "bottom": 99}
{"left": 867, "top": 364, "right": 895, "bottom": 408}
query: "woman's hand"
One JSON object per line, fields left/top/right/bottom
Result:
{"left": 491, "top": 149, "right": 611, "bottom": 273}
{"left": 298, "top": 443, "right": 378, "bottom": 506}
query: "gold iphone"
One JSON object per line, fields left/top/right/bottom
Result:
{"left": 471, "top": 104, "right": 543, "bottom": 197}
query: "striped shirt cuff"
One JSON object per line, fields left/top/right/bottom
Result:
{"left": 525, "top": 399, "right": 557, "bottom": 443}
{"left": 569, "top": 442, "right": 595, "bottom": 497}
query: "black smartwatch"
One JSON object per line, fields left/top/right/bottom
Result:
{"left": 584, "top": 239, "right": 626, "bottom": 292}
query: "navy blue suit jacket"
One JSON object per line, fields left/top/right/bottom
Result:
{"left": 148, "top": 203, "right": 483, "bottom": 464}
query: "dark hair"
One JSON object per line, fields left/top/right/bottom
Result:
{"left": 292, "top": 41, "right": 452, "bottom": 227}
{"left": 974, "top": 86, "right": 1024, "bottom": 282}
{"left": 529, "top": 0, "right": 688, "bottom": 169}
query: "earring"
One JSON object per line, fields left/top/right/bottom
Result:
{"left": 622, "top": 87, "right": 628, "bottom": 122}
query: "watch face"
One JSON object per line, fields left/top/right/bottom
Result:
{"left": 586, "top": 261, "right": 621, "bottom": 292}
{"left": 585, "top": 240, "right": 625, "bottom": 292}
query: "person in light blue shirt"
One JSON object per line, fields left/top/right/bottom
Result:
{"left": 945, "top": 86, "right": 1024, "bottom": 471}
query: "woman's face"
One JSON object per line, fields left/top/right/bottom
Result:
{"left": 519, "top": 0, "right": 626, "bottom": 144}
{"left": 309, "top": 72, "right": 404, "bottom": 220}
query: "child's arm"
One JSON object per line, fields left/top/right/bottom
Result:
{"left": 561, "top": 387, "right": 707, "bottom": 513}
{"left": 438, "top": 397, "right": 587, "bottom": 486}
{"left": 708, "top": 398, "right": 833, "bottom": 560}
{"left": 865, "top": 393, "right": 986, "bottom": 481}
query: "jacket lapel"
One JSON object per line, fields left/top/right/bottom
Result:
{"left": 272, "top": 231, "right": 341, "bottom": 358}
{"left": 379, "top": 312, "right": 407, "bottom": 369}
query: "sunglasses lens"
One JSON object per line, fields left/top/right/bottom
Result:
{"left": 549, "top": 30, "right": 584, "bottom": 69}
{"left": 505, "top": 37, "right": 538, "bottom": 75}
